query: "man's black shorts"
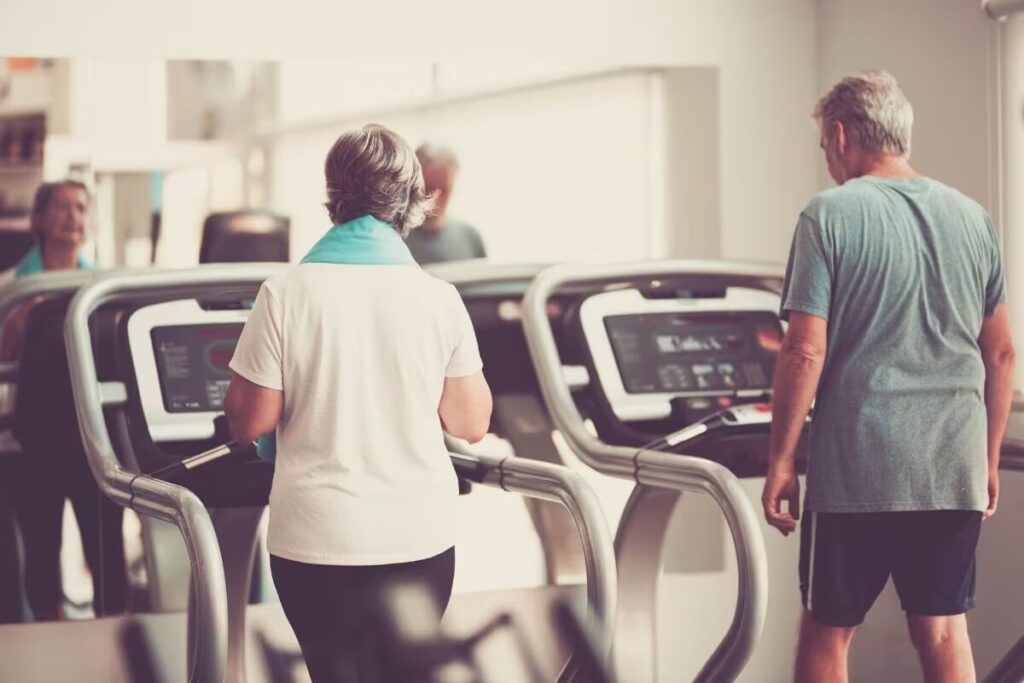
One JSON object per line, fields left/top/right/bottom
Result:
{"left": 799, "top": 510, "right": 982, "bottom": 627}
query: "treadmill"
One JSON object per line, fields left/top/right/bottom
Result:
{"left": 521, "top": 261, "right": 796, "bottom": 682}
{"left": 520, "top": 259, "right": 1024, "bottom": 683}
{"left": 52, "top": 265, "right": 618, "bottom": 682}
{"left": 428, "top": 261, "right": 774, "bottom": 682}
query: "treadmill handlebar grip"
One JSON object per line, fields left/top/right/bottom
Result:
{"left": 149, "top": 440, "right": 254, "bottom": 481}
{"left": 450, "top": 452, "right": 490, "bottom": 484}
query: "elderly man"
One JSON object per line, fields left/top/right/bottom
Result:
{"left": 406, "top": 143, "right": 486, "bottom": 265}
{"left": 762, "top": 70, "right": 1016, "bottom": 682}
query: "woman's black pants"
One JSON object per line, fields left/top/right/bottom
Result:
{"left": 271, "top": 547, "right": 456, "bottom": 683}
{"left": 13, "top": 438, "right": 128, "bottom": 619}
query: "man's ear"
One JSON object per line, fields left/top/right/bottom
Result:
{"left": 833, "top": 120, "right": 847, "bottom": 156}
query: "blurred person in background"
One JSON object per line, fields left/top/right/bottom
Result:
{"left": 406, "top": 143, "right": 487, "bottom": 265}
{"left": 1, "top": 181, "right": 127, "bottom": 620}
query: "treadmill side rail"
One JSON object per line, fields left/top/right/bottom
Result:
{"left": 63, "top": 266, "right": 286, "bottom": 683}
{"left": 522, "top": 260, "right": 779, "bottom": 682}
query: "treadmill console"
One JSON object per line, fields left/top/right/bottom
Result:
{"left": 579, "top": 287, "right": 783, "bottom": 423}
{"left": 152, "top": 324, "right": 241, "bottom": 413}
{"left": 127, "top": 300, "right": 250, "bottom": 442}
{"left": 605, "top": 312, "right": 780, "bottom": 395}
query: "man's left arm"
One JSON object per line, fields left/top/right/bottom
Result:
{"left": 762, "top": 313, "right": 827, "bottom": 535}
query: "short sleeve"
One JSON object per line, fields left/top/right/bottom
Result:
{"left": 229, "top": 283, "right": 284, "bottom": 390}
{"left": 780, "top": 213, "right": 833, "bottom": 321}
{"left": 446, "top": 290, "right": 483, "bottom": 378}
{"left": 984, "top": 216, "right": 1007, "bottom": 317}
{"left": 471, "top": 227, "right": 487, "bottom": 258}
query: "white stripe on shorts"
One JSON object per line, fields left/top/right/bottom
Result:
{"left": 807, "top": 512, "right": 817, "bottom": 612}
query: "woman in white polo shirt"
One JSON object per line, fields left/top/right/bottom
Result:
{"left": 224, "top": 124, "right": 492, "bottom": 682}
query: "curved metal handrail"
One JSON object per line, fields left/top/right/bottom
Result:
{"left": 0, "top": 269, "right": 111, "bottom": 327}
{"left": 0, "top": 272, "right": 118, "bottom": 456}
{"left": 425, "top": 260, "right": 548, "bottom": 287}
{"left": 63, "top": 264, "right": 285, "bottom": 683}
{"left": 450, "top": 450, "right": 617, "bottom": 660}
{"left": 521, "top": 260, "right": 782, "bottom": 682}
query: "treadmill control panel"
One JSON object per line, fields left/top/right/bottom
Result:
{"left": 127, "top": 299, "right": 251, "bottom": 442}
{"left": 152, "top": 324, "right": 243, "bottom": 413}
{"left": 604, "top": 312, "right": 782, "bottom": 395}
{"left": 577, "top": 287, "right": 784, "bottom": 423}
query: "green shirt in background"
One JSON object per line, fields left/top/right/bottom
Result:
{"left": 405, "top": 220, "right": 486, "bottom": 265}
{"left": 781, "top": 176, "right": 1006, "bottom": 513}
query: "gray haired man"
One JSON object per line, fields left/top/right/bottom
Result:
{"left": 762, "top": 70, "right": 1016, "bottom": 681}
{"left": 406, "top": 143, "right": 487, "bottom": 265}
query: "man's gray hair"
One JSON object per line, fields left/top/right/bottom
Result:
{"left": 415, "top": 143, "right": 460, "bottom": 172}
{"left": 814, "top": 70, "right": 914, "bottom": 157}
{"left": 324, "top": 124, "right": 435, "bottom": 236}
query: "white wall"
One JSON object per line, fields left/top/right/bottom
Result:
{"left": 1001, "top": 15, "right": 1024, "bottom": 388}
{"left": 678, "top": 2, "right": 820, "bottom": 265}
{"left": 0, "top": 0, "right": 812, "bottom": 67}
{"left": 266, "top": 0, "right": 820, "bottom": 265}
{"left": 3, "top": 2, "right": 822, "bottom": 268}
{"left": 658, "top": 68, "right": 722, "bottom": 259}
{"left": 418, "top": 72, "right": 657, "bottom": 263}
{"left": 277, "top": 62, "right": 433, "bottom": 125}
{"left": 817, "top": 0, "right": 1000, "bottom": 210}
{"left": 271, "top": 71, "right": 658, "bottom": 263}
{"left": 67, "top": 59, "right": 167, "bottom": 145}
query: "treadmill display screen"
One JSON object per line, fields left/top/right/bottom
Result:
{"left": 604, "top": 312, "right": 782, "bottom": 395}
{"left": 151, "top": 324, "right": 244, "bottom": 412}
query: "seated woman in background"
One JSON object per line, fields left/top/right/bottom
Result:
{"left": 225, "top": 124, "right": 492, "bottom": 683}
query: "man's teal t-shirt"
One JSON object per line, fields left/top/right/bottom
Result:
{"left": 781, "top": 176, "right": 1006, "bottom": 513}
{"left": 404, "top": 220, "right": 486, "bottom": 265}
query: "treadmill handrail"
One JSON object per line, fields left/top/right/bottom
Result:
{"left": 521, "top": 260, "right": 781, "bottom": 682}
{"left": 63, "top": 265, "right": 285, "bottom": 683}
{"left": 424, "top": 261, "right": 549, "bottom": 287}
{"left": 983, "top": 634, "right": 1024, "bottom": 683}
{"left": 0, "top": 269, "right": 108, "bottom": 330}
{"left": 450, "top": 448, "right": 618, "bottom": 653}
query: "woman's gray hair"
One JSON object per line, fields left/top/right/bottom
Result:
{"left": 323, "top": 124, "right": 436, "bottom": 236}
{"left": 814, "top": 70, "right": 914, "bottom": 157}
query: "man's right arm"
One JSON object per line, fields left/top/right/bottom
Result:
{"left": 979, "top": 303, "right": 1016, "bottom": 519}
